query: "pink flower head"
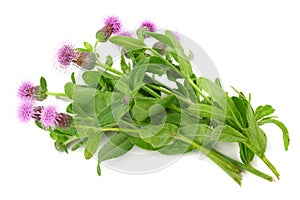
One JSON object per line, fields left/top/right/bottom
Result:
{"left": 55, "top": 42, "right": 78, "bottom": 70}
{"left": 104, "top": 16, "right": 122, "bottom": 34}
{"left": 17, "top": 81, "right": 35, "bottom": 101}
{"left": 17, "top": 101, "right": 34, "bottom": 123}
{"left": 140, "top": 20, "right": 157, "bottom": 32}
{"left": 40, "top": 105, "right": 58, "bottom": 129}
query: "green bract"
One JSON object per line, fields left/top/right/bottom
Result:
{"left": 33, "top": 29, "right": 289, "bottom": 186}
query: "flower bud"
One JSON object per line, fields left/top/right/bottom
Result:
{"left": 96, "top": 25, "right": 113, "bottom": 42}
{"left": 55, "top": 113, "right": 73, "bottom": 129}
{"left": 33, "top": 86, "right": 48, "bottom": 101}
{"left": 32, "top": 106, "right": 44, "bottom": 121}
{"left": 153, "top": 42, "right": 167, "bottom": 56}
{"left": 72, "top": 52, "right": 97, "bottom": 70}
{"left": 96, "top": 16, "right": 122, "bottom": 42}
{"left": 18, "top": 82, "right": 47, "bottom": 101}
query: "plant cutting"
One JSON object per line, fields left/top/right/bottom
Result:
{"left": 17, "top": 16, "right": 289, "bottom": 185}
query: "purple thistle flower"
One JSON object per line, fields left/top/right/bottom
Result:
{"left": 17, "top": 101, "right": 34, "bottom": 123}
{"left": 140, "top": 20, "right": 157, "bottom": 32}
{"left": 56, "top": 42, "right": 78, "bottom": 70}
{"left": 18, "top": 81, "right": 35, "bottom": 101}
{"left": 40, "top": 105, "right": 58, "bottom": 129}
{"left": 104, "top": 16, "right": 122, "bottom": 34}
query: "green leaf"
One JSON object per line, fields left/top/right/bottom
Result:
{"left": 128, "top": 64, "right": 147, "bottom": 93}
{"left": 159, "top": 140, "right": 193, "bottom": 155}
{"left": 215, "top": 78, "right": 222, "bottom": 88}
{"left": 120, "top": 54, "right": 130, "bottom": 73}
{"left": 84, "top": 130, "right": 103, "bottom": 159}
{"left": 35, "top": 120, "right": 43, "bottom": 129}
{"left": 109, "top": 36, "right": 146, "bottom": 52}
{"left": 255, "top": 105, "right": 275, "bottom": 121}
{"left": 245, "top": 103, "right": 267, "bottom": 156}
{"left": 94, "top": 92, "right": 118, "bottom": 126}
{"left": 82, "top": 71, "right": 100, "bottom": 86}
{"left": 184, "top": 103, "right": 227, "bottom": 122}
{"left": 184, "top": 79, "right": 198, "bottom": 103}
{"left": 165, "top": 30, "right": 184, "bottom": 53}
{"left": 225, "top": 94, "right": 244, "bottom": 129}
{"left": 40, "top": 76, "right": 47, "bottom": 91}
{"left": 146, "top": 32, "right": 174, "bottom": 47}
{"left": 213, "top": 125, "right": 248, "bottom": 143}
{"left": 131, "top": 97, "right": 156, "bottom": 122}
{"left": 144, "top": 57, "right": 169, "bottom": 76}
{"left": 49, "top": 131, "right": 69, "bottom": 143}
{"left": 176, "top": 81, "right": 189, "bottom": 97}
{"left": 130, "top": 137, "right": 161, "bottom": 151}
{"left": 158, "top": 95, "right": 177, "bottom": 108}
{"left": 97, "top": 162, "right": 101, "bottom": 176}
{"left": 84, "top": 41, "right": 93, "bottom": 52}
{"left": 76, "top": 48, "right": 90, "bottom": 52}
{"left": 179, "top": 124, "right": 212, "bottom": 144}
{"left": 114, "top": 77, "right": 131, "bottom": 94}
{"left": 165, "top": 30, "right": 192, "bottom": 77}
{"left": 71, "top": 139, "right": 87, "bottom": 151}
{"left": 166, "top": 68, "right": 182, "bottom": 81}
{"left": 258, "top": 118, "right": 290, "bottom": 150}
{"left": 98, "top": 132, "right": 134, "bottom": 162}
{"left": 64, "top": 82, "right": 74, "bottom": 99}
{"left": 66, "top": 103, "right": 73, "bottom": 114}
{"left": 198, "top": 77, "right": 227, "bottom": 109}
{"left": 142, "top": 123, "right": 178, "bottom": 148}
{"left": 166, "top": 111, "right": 204, "bottom": 126}
{"left": 71, "top": 86, "right": 100, "bottom": 117}
{"left": 239, "top": 143, "right": 255, "bottom": 165}
{"left": 231, "top": 96, "right": 248, "bottom": 128}
{"left": 187, "top": 50, "right": 194, "bottom": 61}
{"left": 71, "top": 72, "right": 76, "bottom": 84}
{"left": 105, "top": 55, "right": 113, "bottom": 67}
{"left": 137, "top": 27, "right": 146, "bottom": 41}
{"left": 179, "top": 124, "right": 247, "bottom": 144}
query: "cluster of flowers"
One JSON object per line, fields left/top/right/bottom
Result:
{"left": 17, "top": 16, "right": 170, "bottom": 129}
{"left": 54, "top": 16, "right": 178, "bottom": 71}
{"left": 17, "top": 82, "right": 72, "bottom": 129}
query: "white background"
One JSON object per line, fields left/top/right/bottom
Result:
{"left": 1, "top": 0, "right": 300, "bottom": 199}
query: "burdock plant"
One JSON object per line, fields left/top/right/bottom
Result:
{"left": 17, "top": 16, "right": 289, "bottom": 185}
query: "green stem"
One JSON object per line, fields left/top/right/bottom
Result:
{"left": 213, "top": 149, "right": 274, "bottom": 182}
{"left": 141, "top": 85, "right": 161, "bottom": 99}
{"left": 242, "top": 142, "right": 280, "bottom": 179}
{"left": 261, "top": 155, "right": 280, "bottom": 179}
{"left": 148, "top": 48, "right": 212, "bottom": 105}
{"left": 187, "top": 78, "right": 212, "bottom": 105}
{"left": 73, "top": 117, "right": 94, "bottom": 121}
{"left": 73, "top": 125, "right": 139, "bottom": 133}
{"left": 147, "top": 84, "right": 173, "bottom": 95}
{"left": 148, "top": 48, "right": 178, "bottom": 71}
{"left": 94, "top": 40, "right": 99, "bottom": 50}
{"left": 169, "top": 104, "right": 182, "bottom": 113}
{"left": 96, "top": 62, "right": 123, "bottom": 76}
{"left": 46, "top": 92, "right": 67, "bottom": 97}
{"left": 63, "top": 137, "right": 80, "bottom": 146}
{"left": 175, "top": 134, "right": 242, "bottom": 185}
